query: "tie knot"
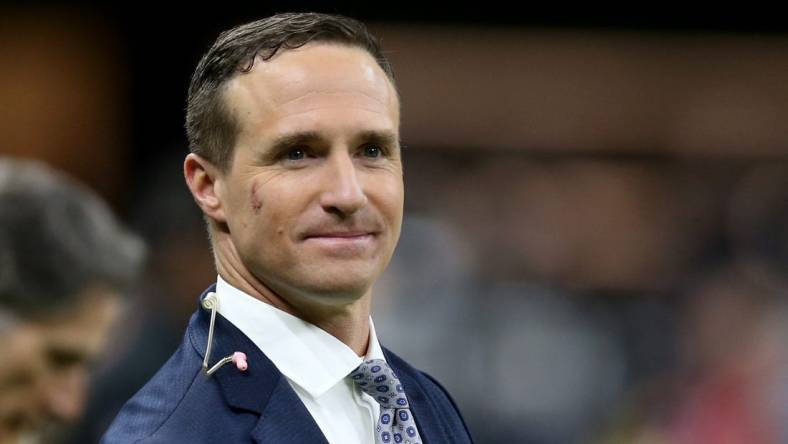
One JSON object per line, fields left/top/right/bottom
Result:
{"left": 350, "top": 359, "right": 409, "bottom": 409}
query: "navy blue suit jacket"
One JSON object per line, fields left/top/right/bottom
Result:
{"left": 102, "top": 287, "right": 473, "bottom": 443}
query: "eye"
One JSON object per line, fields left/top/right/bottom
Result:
{"left": 0, "top": 369, "right": 34, "bottom": 387}
{"left": 286, "top": 148, "right": 306, "bottom": 161}
{"left": 362, "top": 145, "right": 383, "bottom": 158}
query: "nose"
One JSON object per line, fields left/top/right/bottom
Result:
{"left": 41, "top": 366, "right": 88, "bottom": 423}
{"left": 319, "top": 151, "right": 368, "bottom": 216}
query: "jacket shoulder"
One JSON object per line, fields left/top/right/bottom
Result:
{"left": 101, "top": 333, "right": 203, "bottom": 444}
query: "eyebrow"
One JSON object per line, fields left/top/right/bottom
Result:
{"left": 268, "top": 131, "right": 326, "bottom": 156}
{"left": 44, "top": 343, "right": 91, "bottom": 367}
{"left": 266, "top": 129, "right": 400, "bottom": 157}
{"left": 354, "top": 130, "right": 399, "bottom": 149}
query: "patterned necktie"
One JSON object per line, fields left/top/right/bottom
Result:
{"left": 350, "top": 359, "right": 423, "bottom": 444}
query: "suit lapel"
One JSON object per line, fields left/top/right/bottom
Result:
{"left": 251, "top": 377, "right": 329, "bottom": 444}
{"left": 188, "top": 287, "right": 328, "bottom": 444}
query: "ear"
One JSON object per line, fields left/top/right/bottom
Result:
{"left": 184, "top": 153, "right": 227, "bottom": 224}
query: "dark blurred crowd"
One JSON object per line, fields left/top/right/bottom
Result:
{"left": 1, "top": 7, "right": 786, "bottom": 444}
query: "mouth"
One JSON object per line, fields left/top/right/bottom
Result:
{"left": 303, "top": 231, "right": 376, "bottom": 240}
{"left": 301, "top": 231, "right": 378, "bottom": 254}
{"left": 302, "top": 233, "right": 377, "bottom": 246}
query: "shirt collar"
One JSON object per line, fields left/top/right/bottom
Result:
{"left": 214, "top": 275, "right": 385, "bottom": 398}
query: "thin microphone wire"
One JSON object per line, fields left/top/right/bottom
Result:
{"left": 206, "top": 355, "right": 236, "bottom": 375}
{"left": 201, "top": 292, "right": 248, "bottom": 376}
{"left": 202, "top": 292, "right": 219, "bottom": 373}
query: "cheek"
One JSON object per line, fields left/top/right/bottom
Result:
{"left": 246, "top": 178, "right": 298, "bottom": 240}
{"left": 249, "top": 181, "right": 263, "bottom": 215}
{"left": 375, "top": 176, "right": 405, "bottom": 219}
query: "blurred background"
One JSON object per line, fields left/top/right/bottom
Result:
{"left": 1, "top": 3, "right": 786, "bottom": 443}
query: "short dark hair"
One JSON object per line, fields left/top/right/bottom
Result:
{"left": 0, "top": 157, "right": 146, "bottom": 319}
{"left": 186, "top": 12, "right": 396, "bottom": 171}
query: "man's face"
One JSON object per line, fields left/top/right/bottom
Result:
{"left": 0, "top": 288, "right": 120, "bottom": 442}
{"left": 215, "top": 43, "right": 403, "bottom": 305}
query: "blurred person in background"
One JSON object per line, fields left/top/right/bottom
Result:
{"left": 63, "top": 154, "right": 215, "bottom": 444}
{"left": 596, "top": 163, "right": 788, "bottom": 444}
{"left": 0, "top": 157, "right": 145, "bottom": 444}
{"left": 666, "top": 264, "right": 786, "bottom": 444}
{"left": 597, "top": 263, "right": 788, "bottom": 444}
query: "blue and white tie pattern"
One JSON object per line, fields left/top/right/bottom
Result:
{"left": 350, "top": 359, "right": 422, "bottom": 444}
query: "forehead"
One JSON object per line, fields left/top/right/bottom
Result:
{"left": 223, "top": 42, "right": 399, "bottom": 138}
{"left": 31, "top": 290, "right": 119, "bottom": 352}
{"left": 46, "top": 290, "right": 118, "bottom": 332}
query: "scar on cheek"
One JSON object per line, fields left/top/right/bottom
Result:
{"left": 250, "top": 182, "right": 263, "bottom": 214}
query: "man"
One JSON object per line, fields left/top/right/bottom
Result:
{"left": 104, "top": 12, "right": 473, "bottom": 444}
{"left": 0, "top": 157, "right": 145, "bottom": 444}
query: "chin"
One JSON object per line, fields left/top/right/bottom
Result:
{"left": 292, "top": 269, "right": 378, "bottom": 304}
{"left": 303, "top": 278, "right": 371, "bottom": 301}
{"left": 295, "top": 257, "right": 380, "bottom": 286}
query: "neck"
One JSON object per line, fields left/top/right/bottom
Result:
{"left": 213, "top": 237, "right": 372, "bottom": 356}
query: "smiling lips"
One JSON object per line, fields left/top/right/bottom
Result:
{"left": 304, "top": 231, "right": 375, "bottom": 239}
{"left": 301, "top": 230, "right": 378, "bottom": 252}
{"left": 303, "top": 232, "right": 377, "bottom": 246}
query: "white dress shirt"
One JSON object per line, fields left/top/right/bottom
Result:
{"left": 214, "top": 275, "right": 384, "bottom": 444}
